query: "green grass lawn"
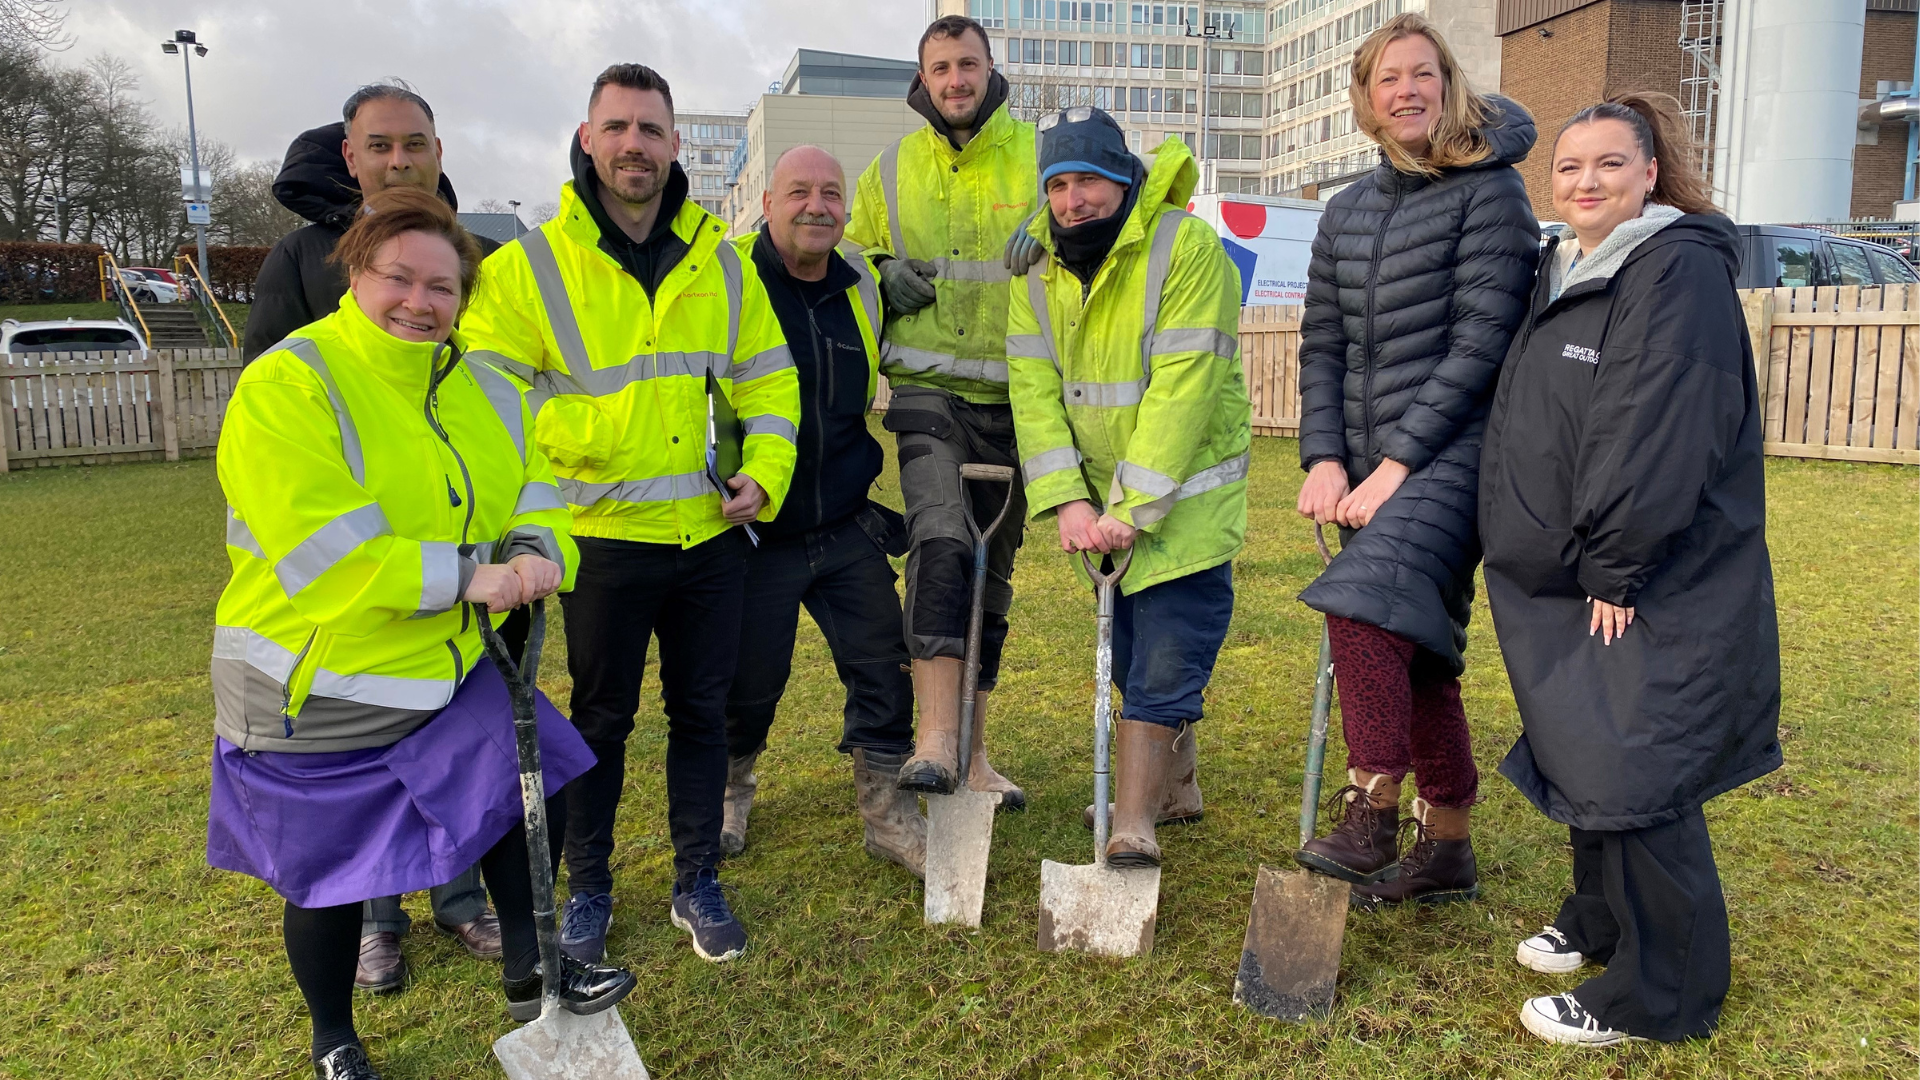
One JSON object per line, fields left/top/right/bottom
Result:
{"left": 0, "top": 430, "right": 1913, "bottom": 1079}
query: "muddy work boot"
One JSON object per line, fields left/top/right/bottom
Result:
{"left": 850, "top": 748, "right": 927, "bottom": 878}
{"left": 964, "top": 687, "right": 1026, "bottom": 811}
{"left": 898, "top": 657, "right": 962, "bottom": 794}
{"left": 719, "top": 751, "right": 760, "bottom": 857}
{"left": 1295, "top": 769, "right": 1402, "bottom": 884}
{"left": 1084, "top": 721, "right": 1202, "bottom": 829}
{"left": 1352, "top": 798, "right": 1479, "bottom": 910}
{"left": 1105, "top": 719, "right": 1178, "bottom": 868}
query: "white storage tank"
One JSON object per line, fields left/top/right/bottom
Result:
{"left": 1714, "top": 0, "right": 1867, "bottom": 223}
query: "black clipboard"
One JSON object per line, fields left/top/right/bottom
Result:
{"left": 706, "top": 373, "right": 758, "bottom": 546}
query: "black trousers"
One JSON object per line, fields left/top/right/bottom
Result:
{"left": 725, "top": 514, "right": 914, "bottom": 759}
{"left": 560, "top": 531, "right": 749, "bottom": 892}
{"left": 1554, "top": 807, "right": 1731, "bottom": 1041}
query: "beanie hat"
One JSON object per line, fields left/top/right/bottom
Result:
{"left": 1037, "top": 106, "right": 1136, "bottom": 187}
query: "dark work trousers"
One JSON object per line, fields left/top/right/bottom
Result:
{"left": 560, "top": 531, "right": 750, "bottom": 893}
{"left": 885, "top": 387, "right": 1025, "bottom": 688}
{"left": 362, "top": 606, "right": 537, "bottom": 936}
{"left": 1110, "top": 562, "right": 1235, "bottom": 728}
{"left": 1554, "top": 807, "right": 1732, "bottom": 1041}
{"left": 725, "top": 514, "right": 915, "bottom": 758}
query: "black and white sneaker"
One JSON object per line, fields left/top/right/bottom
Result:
{"left": 1520, "top": 994, "right": 1638, "bottom": 1047}
{"left": 1517, "top": 925, "right": 1586, "bottom": 974}
{"left": 670, "top": 871, "right": 747, "bottom": 963}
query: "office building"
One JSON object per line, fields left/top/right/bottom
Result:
{"left": 780, "top": 48, "right": 920, "bottom": 97}
{"left": 678, "top": 111, "right": 750, "bottom": 216}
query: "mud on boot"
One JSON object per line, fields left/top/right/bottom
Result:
{"left": 1351, "top": 798, "right": 1479, "bottom": 910}
{"left": 1104, "top": 719, "right": 1177, "bottom": 868}
{"left": 719, "top": 750, "right": 760, "bottom": 857}
{"left": 898, "top": 658, "right": 961, "bottom": 794}
{"left": 1084, "top": 721, "right": 1202, "bottom": 829}
{"left": 851, "top": 748, "right": 927, "bottom": 878}
{"left": 1295, "top": 769, "right": 1401, "bottom": 884}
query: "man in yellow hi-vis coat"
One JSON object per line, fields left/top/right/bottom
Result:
{"left": 845, "top": 14, "right": 1036, "bottom": 805}
{"left": 460, "top": 64, "right": 798, "bottom": 967}
{"left": 1007, "top": 109, "right": 1250, "bottom": 871}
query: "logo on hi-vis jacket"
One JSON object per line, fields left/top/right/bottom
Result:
{"left": 1561, "top": 343, "right": 1600, "bottom": 365}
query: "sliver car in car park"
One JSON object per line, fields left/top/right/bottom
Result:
{"left": 113, "top": 268, "right": 182, "bottom": 304}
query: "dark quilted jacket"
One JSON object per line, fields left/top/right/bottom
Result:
{"left": 1296, "top": 95, "right": 1540, "bottom": 674}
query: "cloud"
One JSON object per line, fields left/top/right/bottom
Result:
{"left": 55, "top": 0, "right": 932, "bottom": 211}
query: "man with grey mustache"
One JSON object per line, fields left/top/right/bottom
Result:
{"left": 718, "top": 146, "right": 926, "bottom": 876}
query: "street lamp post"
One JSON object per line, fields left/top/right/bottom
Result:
{"left": 161, "top": 30, "right": 210, "bottom": 286}
{"left": 508, "top": 200, "right": 523, "bottom": 239}
{"left": 1185, "top": 8, "right": 1236, "bottom": 196}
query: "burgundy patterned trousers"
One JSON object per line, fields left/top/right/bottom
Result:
{"left": 1325, "top": 615, "right": 1478, "bottom": 808}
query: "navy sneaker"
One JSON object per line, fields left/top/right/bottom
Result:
{"left": 559, "top": 892, "right": 614, "bottom": 963}
{"left": 670, "top": 871, "right": 746, "bottom": 962}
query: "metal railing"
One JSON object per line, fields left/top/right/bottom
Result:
{"left": 95, "top": 252, "right": 153, "bottom": 347}
{"left": 172, "top": 254, "right": 239, "bottom": 350}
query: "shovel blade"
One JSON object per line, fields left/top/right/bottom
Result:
{"left": 493, "top": 1007, "right": 650, "bottom": 1080}
{"left": 1232, "top": 865, "right": 1349, "bottom": 1022}
{"left": 1036, "top": 858, "right": 1160, "bottom": 957}
{"left": 924, "top": 788, "right": 999, "bottom": 926}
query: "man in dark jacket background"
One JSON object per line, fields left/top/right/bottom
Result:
{"left": 242, "top": 81, "right": 506, "bottom": 993}
{"left": 718, "top": 145, "right": 924, "bottom": 877}
{"left": 241, "top": 81, "right": 498, "bottom": 362}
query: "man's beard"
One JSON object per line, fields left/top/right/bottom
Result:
{"left": 597, "top": 156, "right": 669, "bottom": 207}
{"left": 938, "top": 95, "right": 984, "bottom": 131}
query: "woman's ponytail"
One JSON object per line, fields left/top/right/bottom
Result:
{"left": 1561, "top": 92, "right": 1718, "bottom": 215}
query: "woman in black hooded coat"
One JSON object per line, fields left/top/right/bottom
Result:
{"left": 1290, "top": 14, "right": 1539, "bottom": 908}
{"left": 1480, "top": 95, "right": 1779, "bottom": 1048}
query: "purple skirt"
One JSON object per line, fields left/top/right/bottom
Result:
{"left": 206, "top": 661, "right": 593, "bottom": 908}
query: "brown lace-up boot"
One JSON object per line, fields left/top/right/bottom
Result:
{"left": 1294, "top": 768, "right": 1402, "bottom": 884}
{"left": 719, "top": 750, "right": 760, "bottom": 857}
{"left": 1352, "top": 798, "right": 1479, "bottom": 909}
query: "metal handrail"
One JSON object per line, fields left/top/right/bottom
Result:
{"left": 173, "top": 254, "right": 239, "bottom": 350}
{"left": 96, "top": 252, "right": 153, "bottom": 347}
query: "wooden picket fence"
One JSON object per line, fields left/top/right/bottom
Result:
{"left": 1, "top": 350, "right": 241, "bottom": 472}
{"left": 4, "top": 289, "right": 1914, "bottom": 471}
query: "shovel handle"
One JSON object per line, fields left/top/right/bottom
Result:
{"left": 1080, "top": 550, "right": 1132, "bottom": 862}
{"left": 957, "top": 464, "right": 1017, "bottom": 779}
{"left": 1299, "top": 525, "right": 1336, "bottom": 848}
{"left": 479, "top": 601, "right": 563, "bottom": 1018}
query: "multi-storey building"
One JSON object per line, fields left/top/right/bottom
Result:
{"left": 677, "top": 111, "right": 750, "bottom": 216}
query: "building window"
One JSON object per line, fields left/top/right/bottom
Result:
{"left": 1149, "top": 87, "right": 1162, "bottom": 112}
{"left": 1044, "top": 38, "right": 1056, "bottom": 63}
{"left": 1026, "top": 38, "right": 1043, "bottom": 63}
{"left": 1151, "top": 43, "right": 1163, "bottom": 68}
{"left": 1095, "top": 40, "right": 1112, "bottom": 66}
{"left": 1130, "top": 86, "right": 1149, "bottom": 111}
{"left": 1131, "top": 43, "right": 1148, "bottom": 67}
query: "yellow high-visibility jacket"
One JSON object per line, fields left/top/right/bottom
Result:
{"left": 460, "top": 183, "right": 800, "bottom": 547}
{"left": 846, "top": 102, "right": 1037, "bottom": 405}
{"left": 1006, "top": 138, "right": 1252, "bottom": 593}
{"left": 731, "top": 232, "right": 886, "bottom": 405}
{"left": 215, "top": 291, "right": 577, "bottom": 753}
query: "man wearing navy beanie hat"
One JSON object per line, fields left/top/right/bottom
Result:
{"left": 1007, "top": 108, "right": 1252, "bottom": 869}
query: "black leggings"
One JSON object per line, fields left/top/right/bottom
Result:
{"left": 281, "top": 796, "right": 563, "bottom": 1059}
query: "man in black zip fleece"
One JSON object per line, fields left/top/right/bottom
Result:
{"left": 718, "top": 145, "right": 925, "bottom": 877}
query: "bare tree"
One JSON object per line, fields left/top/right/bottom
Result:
{"left": 0, "top": 0, "right": 69, "bottom": 51}
{"left": 211, "top": 159, "right": 301, "bottom": 246}
{"left": 527, "top": 201, "right": 558, "bottom": 226}
{"left": 474, "top": 198, "right": 511, "bottom": 214}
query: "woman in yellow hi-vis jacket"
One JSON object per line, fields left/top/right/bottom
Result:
{"left": 1006, "top": 111, "right": 1251, "bottom": 869}
{"left": 207, "top": 187, "right": 633, "bottom": 1080}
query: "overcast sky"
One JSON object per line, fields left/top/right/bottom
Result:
{"left": 54, "top": 0, "right": 936, "bottom": 211}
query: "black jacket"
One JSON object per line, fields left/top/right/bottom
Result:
{"left": 1481, "top": 213, "right": 1781, "bottom": 830}
{"left": 1296, "top": 96, "right": 1541, "bottom": 673}
{"left": 569, "top": 135, "right": 692, "bottom": 300}
{"left": 242, "top": 122, "right": 491, "bottom": 362}
{"left": 747, "top": 227, "right": 884, "bottom": 540}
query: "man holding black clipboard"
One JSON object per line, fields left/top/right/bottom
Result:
{"left": 461, "top": 64, "right": 798, "bottom": 968}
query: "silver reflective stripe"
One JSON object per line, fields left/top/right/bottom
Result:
{"left": 742, "top": 414, "right": 798, "bottom": 443}
{"left": 415, "top": 541, "right": 461, "bottom": 617}
{"left": 525, "top": 386, "right": 551, "bottom": 419}
{"left": 716, "top": 239, "right": 745, "bottom": 361}
{"left": 508, "top": 524, "right": 565, "bottom": 577}
{"left": 848, "top": 253, "right": 882, "bottom": 338}
{"left": 517, "top": 229, "right": 593, "bottom": 379}
{"left": 214, "top": 625, "right": 296, "bottom": 682}
{"left": 226, "top": 508, "right": 265, "bottom": 558}
{"left": 931, "top": 258, "right": 1011, "bottom": 284}
{"left": 278, "top": 337, "right": 366, "bottom": 485}
{"left": 727, "top": 345, "right": 794, "bottom": 384}
{"left": 275, "top": 502, "right": 392, "bottom": 597}
{"left": 473, "top": 540, "right": 497, "bottom": 565}
{"left": 560, "top": 470, "right": 714, "bottom": 508}
{"left": 1138, "top": 208, "right": 1195, "bottom": 380}
{"left": 465, "top": 348, "right": 538, "bottom": 385}
{"left": 1022, "top": 446, "right": 1083, "bottom": 483}
{"left": 1126, "top": 451, "right": 1253, "bottom": 527}
{"left": 882, "top": 343, "right": 1008, "bottom": 384}
{"left": 1024, "top": 269, "right": 1063, "bottom": 375}
{"left": 212, "top": 625, "right": 452, "bottom": 710}
{"left": 512, "top": 480, "right": 567, "bottom": 515}
{"left": 878, "top": 142, "right": 905, "bottom": 256}
{"left": 1114, "top": 459, "right": 1180, "bottom": 499}
{"left": 466, "top": 359, "right": 527, "bottom": 460}
{"left": 1004, "top": 333, "right": 1051, "bottom": 359}
{"left": 1150, "top": 326, "right": 1238, "bottom": 361}
{"left": 1062, "top": 377, "right": 1147, "bottom": 407}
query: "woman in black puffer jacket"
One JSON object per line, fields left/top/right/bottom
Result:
{"left": 1291, "top": 13, "right": 1539, "bottom": 908}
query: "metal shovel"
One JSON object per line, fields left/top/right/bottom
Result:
{"left": 482, "top": 601, "right": 650, "bottom": 1079}
{"left": 1232, "top": 524, "right": 1350, "bottom": 1022}
{"left": 923, "top": 462, "right": 1017, "bottom": 927}
{"left": 1037, "top": 549, "right": 1162, "bottom": 958}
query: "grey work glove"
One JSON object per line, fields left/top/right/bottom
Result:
{"left": 1003, "top": 211, "right": 1044, "bottom": 276}
{"left": 880, "top": 257, "right": 940, "bottom": 313}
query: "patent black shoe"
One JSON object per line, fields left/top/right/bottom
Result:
{"left": 503, "top": 954, "right": 638, "bottom": 1023}
{"left": 314, "top": 1042, "right": 380, "bottom": 1080}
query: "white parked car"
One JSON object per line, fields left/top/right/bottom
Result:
{"left": 116, "top": 268, "right": 181, "bottom": 304}
{"left": 2, "top": 317, "right": 148, "bottom": 355}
